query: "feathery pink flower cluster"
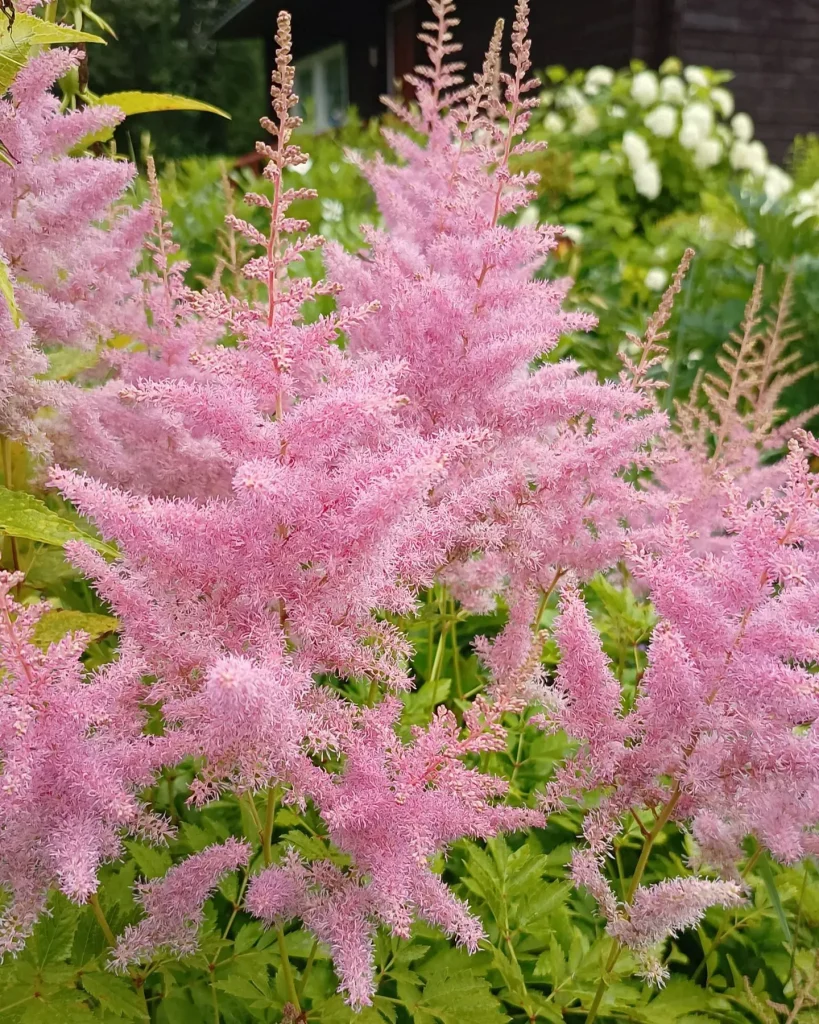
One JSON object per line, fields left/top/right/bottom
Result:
{"left": 0, "top": 571, "right": 165, "bottom": 955}
{"left": 1, "top": 0, "right": 816, "bottom": 1008}
{"left": 43, "top": 10, "right": 541, "bottom": 1002}
{"left": 543, "top": 430, "right": 819, "bottom": 981}
{"left": 328, "top": 0, "right": 666, "bottom": 704}
{"left": 0, "top": 50, "right": 145, "bottom": 454}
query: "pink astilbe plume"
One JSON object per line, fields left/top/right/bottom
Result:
{"left": 249, "top": 695, "right": 540, "bottom": 1006}
{"left": 112, "top": 839, "right": 250, "bottom": 968}
{"left": 0, "top": 257, "right": 50, "bottom": 454}
{"left": 0, "top": 50, "right": 148, "bottom": 353}
{"left": 653, "top": 269, "right": 817, "bottom": 552}
{"left": 54, "top": 158, "right": 231, "bottom": 498}
{"left": 542, "top": 431, "right": 819, "bottom": 975}
{"left": 328, "top": 0, "right": 667, "bottom": 704}
{"left": 0, "top": 572, "right": 165, "bottom": 955}
{"left": 43, "top": 13, "right": 540, "bottom": 1001}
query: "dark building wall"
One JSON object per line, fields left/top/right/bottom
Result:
{"left": 671, "top": 0, "right": 819, "bottom": 161}
{"left": 219, "top": 0, "right": 819, "bottom": 160}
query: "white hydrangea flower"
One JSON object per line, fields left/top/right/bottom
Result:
{"left": 609, "top": 104, "right": 626, "bottom": 118}
{"left": 711, "top": 87, "right": 734, "bottom": 119}
{"left": 792, "top": 181, "right": 819, "bottom": 225}
{"left": 679, "top": 121, "right": 704, "bottom": 150}
{"left": 684, "top": 65, "right": 709, "bottom": 88}
{"left": 320, "top": 198, "right": 344, "bottom": 222}
{"left": 644, "top": 104, "right": 677, "bottom": 138}
{"left": 683, "top": 102, "right": 714, "bottom": 134}
{"left": 544, "top": 111, "right": 566, "bottom": 133}
{"left": 659, "top": 75, "right": 686, "bottom": 104}
{"left": 716, "top": 125, "right": 733, "bottom": 145}
{"left": 730, "top": 139, "right": 768, "bottom": 177}
{"left": 572, "top": 105, "right": 599, "bottom": 135}
{"left": 631, "top": 70, "right": 659, "bottom": 107}
{"left": 556, "top": 85, "right": 586, "bottom": 110}
{"left": 733, "top": 228, "right": 756, "bottom": 248}
{"left": 645, "top": 267, "right": 668, "bottom": 290}
{"left": 730, "top": 112, "right": 754, "bottom": 142}
{"left": 561, "top": 224, "right": 584, "bottom": 243}
{"left": 763, "top": 166, "right": 793, "bottom": 204}
{"left": 622, "top": 130, "right": 651, "bottom": 166}
{"left": 585, "top": 66, "right": 614, "bottom": 94}
{"left": 633, "top": 160, "right": 662, "bottom": 199}
{"left": 693, "top": 136, "right": 723, "bottom": 169}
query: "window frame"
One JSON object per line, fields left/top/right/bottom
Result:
{"left": 294, "top": 42, "right": 348, "bottom": 133}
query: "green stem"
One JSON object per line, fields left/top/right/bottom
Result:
{"left": 585, "top": 786, "right": 682, "bottom": 1024}
{"left": 89, "top": 892, "right": 117, "bottom": 947}
{"left": 450, "top": 600, "right": 462, "bottom": 699}
{"left": 210, "top": 966, "right": 220, "bottom": 1024}
{"left": 297, "top": 938, "right": 319, "bottom": 999}
{"left": 262, "top": 787, "right": 277, "bottom": 867}
{"left": 277, "top": 926, "right": 301, "bottom": 1014}
{"left": 1, "top": 437, "right": 21, "bottom": 583}
{"left": 429, "top": 619, "right": 449, "bottom": 683}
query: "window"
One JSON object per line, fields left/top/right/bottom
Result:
{"left": 294, "top": 44, "right": 348, "bottom": 132}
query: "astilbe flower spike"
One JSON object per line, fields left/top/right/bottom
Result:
{"left": 328, "top": 0, "right": 668, "bottom": 705}
{"left": 542, "top": 431, "right": 819, "bottom": 981}
{"left": 111, "top": 839, "right": 250, "bottom": 968}
{"left": 651, "top": 268, "right": 817, "bottom": 552}
{"left": 44, "top": 12, "right": 540, "bottom": 1002}
{"left": 0, "top": 49, "right": 148, "bottom": 356}
{"left": 53, "top": 156, "right": 232, "bottom": 498}
{"left": 0, "top": 572, "right": 167, "bottom": 955}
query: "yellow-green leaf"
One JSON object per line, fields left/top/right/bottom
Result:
{"left": 0, "top": 14, "right": 105, "bottom": 93}
{"left": 32, "top": 609, "right": 119, "bottom": 649}
{"left": 0, "top": 484, "right": 118, "bottom": 558}
{"left": 37, "top": 345, "right": 100, "bottom": 381}
{"left": 95, "top": 90, "right": 230, "bottom": 119}
{"left": 0, "top": 259, "right": 20, "bottom": 328}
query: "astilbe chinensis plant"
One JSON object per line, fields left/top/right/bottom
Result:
{"left": 46, "top": 12, "right": 539, "bottom": 1005}
{"left": 0, "top": 49, "right": 148, "bottom": 455}
{"left": 54, "top": 157, "right": 233, "bottom": 499}
{"left": 653, "top": 267, "right": 818, "bottom": 550}
{"left": 1, "top": 2, "right": 817, "bottom": 1018}
{"left": 542, "top": 429, "right": 819, "bottom": 996}
{"left": 0, "top": 571, "right": 167, "bottom": 955}
{"left": 328, "top": 0, "right": 668, "bottom": 706}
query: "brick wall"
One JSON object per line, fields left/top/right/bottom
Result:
{"left": 652, "top": 0, "right": 819, "bottom": 161}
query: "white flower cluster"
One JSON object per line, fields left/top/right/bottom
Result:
{"left": 546, "top": 61, "right": 799, "bottom": 213}
{"left": 792, "top": 180, "right": 819, "bottom": 225}
{"left": 622, "top": 130, "right": 661, "bottom": 199}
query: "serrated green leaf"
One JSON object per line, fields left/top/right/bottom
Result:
{"left": 94, "top": 91, "right": 229, "bottom": 119}
{"left": 22, "top": 895, "right": 79, "bottom": 967}
{"left": 0, "top": 259, "right": 20, "bottom": 328}
{"left": 124, "top": 842, "right": 172, "bottom": 880}
{"left": 32, "top": 610, "right": 119, "bottom": 650}
{"left": 0, "top": 485, "right": 118, "bottom": 558}
{"left": 315, "top": 995, "right": 386, "bottom": 1024}
{"left": 417, "top": 948, "right": 508, "bottom": 1024}
{"left": 80, "top": 972, "right": 149, "bottom": 1020}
